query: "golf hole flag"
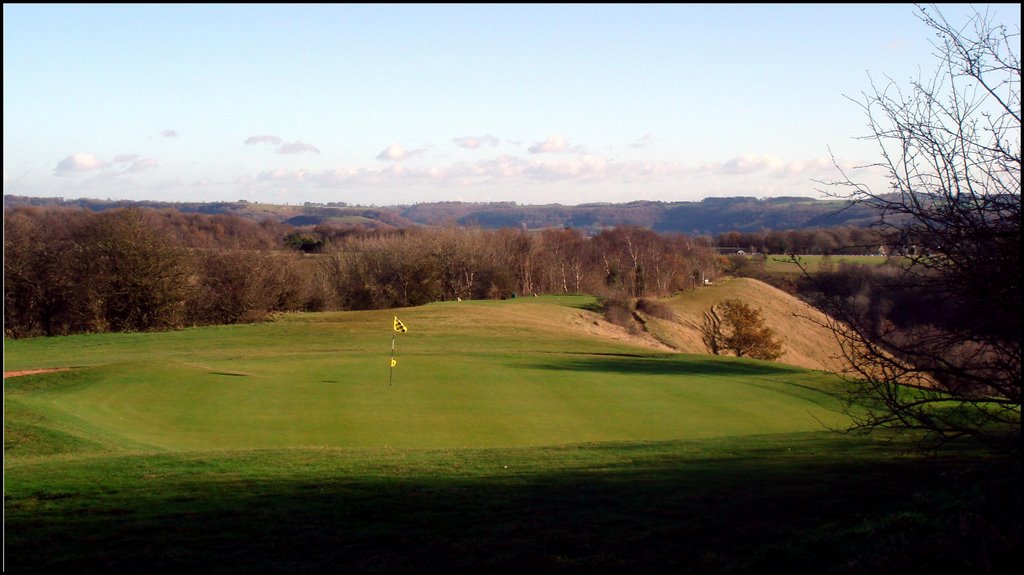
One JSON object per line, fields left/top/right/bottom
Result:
{"left": 389, "top": 316, "right": 407, "bottom": 385}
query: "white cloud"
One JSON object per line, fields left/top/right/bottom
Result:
{"left": 453, "top": 135, "right": 500, "bottom": 149}
{"left": 696, "top": 154, "right": 852, "bottom": 181}
{"left": 311, "top": 167, "right": 360, "bottom": 185}
{"left": 721, "top": 154, "right": 784, "bottom": 175}
{"left": 128, "top": 158, "right": 158, "bottom": 172}
{"left": 53, "top": 152, "right": 160, "bottom": 178}
{"left": 233, "top": 151, "right": 872, "bottom": 204}
{"left": 528, "top": 134, "right": 569, "bottom": 153}
{"left": 629, "top": 134, "right": 654, "bottom": 149}
{"left": 376, "top": 143, "right": 426, "bottom": 162}
{"left": 470, "top": 155, "right": 529, "bottom": 179}
{"left": 528, "top": 133, "right": 585, "bottom": 153}
{"left": 54, "top": 153, "right": 107, "bottom": 174}
{"left": 275, "top": 141, "right": 321, "bottom": 155}
{"left": 248, "top": 154, "right": 678, "bottom": 191}
{"left": 698, "top": 155, "right": 782, "bottom": 176}
{"left": 525, "top": 155, "right": 610, "bottom": 181}
{"left": 780, "top": 157, "right": 836, "bottom": 177}
{"left": 245, "top": 135, "right": 319, "bottom": 154}
{"left": 244, "top": 135, "right": 283, "bottom": 146}
{"left": 160, "top": 129, "right": 179, "bottom": 138}
{"left": 258, "top": 168, "right": 309, "bottom": 181}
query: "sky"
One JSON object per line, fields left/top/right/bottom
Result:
{"left": 3, "top": 3, "right": 1020, "bottom": 207}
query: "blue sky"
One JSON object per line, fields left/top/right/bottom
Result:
{"left": 3, "top": 3, "right": 1019, "bottom": 206}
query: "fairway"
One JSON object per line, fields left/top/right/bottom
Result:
{"left": 5, "top": 295, "right": 852, "bottom": 453}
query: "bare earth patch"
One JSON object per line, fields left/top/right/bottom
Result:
{"left": 4, "top": 368, "right": 72, "bottom": 379}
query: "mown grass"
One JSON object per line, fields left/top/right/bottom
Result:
{"left": 4, "top": 295, "right": 1019, "bottom": 570}
{"left": 4, "top": 298, "right": 854, "bottom": 452}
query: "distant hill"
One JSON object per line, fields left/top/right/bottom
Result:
{"left": 650, "top": 197, "right": 877, "bottom": 235}
{"left": 3, "top": 194, "right": 878, "bottom": 235}
{"left": 1, "top": 196, "right": 415, "bottom": 230}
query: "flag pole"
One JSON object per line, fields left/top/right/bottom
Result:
{"left": 389, "top": 332, "right": 396, "bottom": 386}
{"left": 390, "top": 316, "right": 407, "bottom": 386}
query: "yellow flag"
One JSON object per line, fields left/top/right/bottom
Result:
{"left": 390, "top": 358, "right": 397, "bottom": 368}
{"left": 393, "top": 316, "right": 408, "bottom": 333}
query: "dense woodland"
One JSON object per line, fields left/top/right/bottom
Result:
{"left": 712, "top": 227, "right": 886, "bottom": 256}
{"left": 2, "top": 194, "right": 882, "bottom": 236}
{"left": 4, "top": 205, "right": 726, "bottom": 338}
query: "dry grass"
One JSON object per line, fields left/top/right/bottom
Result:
{"left": 461, "top": 280, "right": 851, "bottom": 373}
{"left": 427, "top": 297, "right": 677, "bottom": 353}
{"left": 640, "top": 277, "right": 850, "bottom": 372}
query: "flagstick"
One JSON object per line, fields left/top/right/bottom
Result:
{"left": 389, "top": 333, "right": 396, "bottom": 386}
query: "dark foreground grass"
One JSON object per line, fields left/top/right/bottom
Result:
{"left": 5, "top": 432, "right": 1019, "bottom": 572}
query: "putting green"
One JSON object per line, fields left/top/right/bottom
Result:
{"left": 5, "top": 296, "right": 856, "bottom": 453}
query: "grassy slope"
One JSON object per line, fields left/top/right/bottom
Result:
{"left": 641, "top": 277, "right": 850, "bottom": 372}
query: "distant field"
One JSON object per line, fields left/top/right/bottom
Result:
{"left": 4, "top": 291, "right": 1016, "bottom": 571}
{"left": 756, "top": 254, "right": 893, "bottom": 275}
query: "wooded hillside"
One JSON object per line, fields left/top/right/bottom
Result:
{"left": 3, "top": 195, "right": 879, "bottom": 236}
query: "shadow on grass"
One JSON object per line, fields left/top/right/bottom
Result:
{"left": 4, "top": 436, "right": 1019, "bottom": 572}
{"left": 526, "top": 354, "right": 807, "bottom": 378}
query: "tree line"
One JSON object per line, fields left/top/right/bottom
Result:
{"left": 3, "top": 206, "right": 723, "bottom": 338}
{"left": 713, "top": 226, "right": 888, "bottom": 255}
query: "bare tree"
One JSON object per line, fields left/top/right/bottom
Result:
{"left": 817, "top": 4, "right": 1020, "bottom": 453}
{"left": 74, "top": 208, "right": 191, "bottom": 332}
{"left": 537, "top": 227, "right": 587, "bottom": 294}
{"left": 429, "top": 226, "right": 485, "bottom": 301}
{"left": 3, "top": 207, "right": 87, "bottom": 336}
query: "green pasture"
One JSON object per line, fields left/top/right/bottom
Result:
{"left": 757, "top": 254, "right": 893, "bottom": 275}
{"left": 4, "top": 295, "right": 1018, "bottom": 570}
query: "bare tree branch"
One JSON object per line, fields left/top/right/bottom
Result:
{"left": 811, "top": 4, "right": 1019, "bottom": 453}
